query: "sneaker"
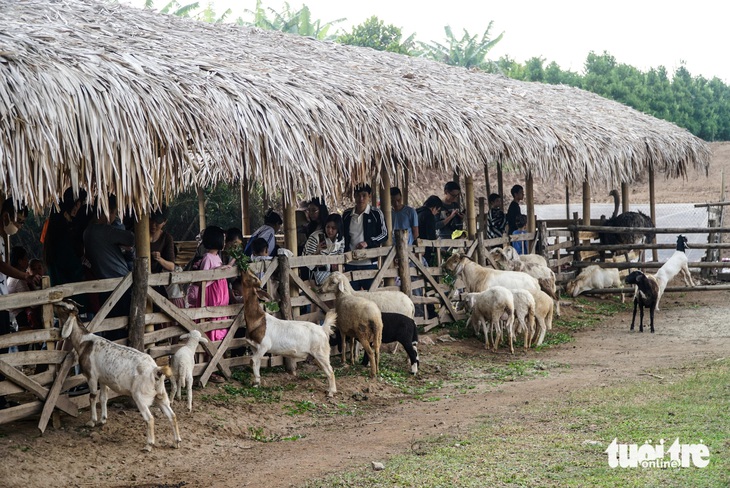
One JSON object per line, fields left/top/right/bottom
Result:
{"left": 67, "top": 385, "right": 90, "bottom": 397}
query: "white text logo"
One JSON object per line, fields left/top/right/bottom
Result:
{"left": 605, "top": 438, "right": 709, "bottom": 468}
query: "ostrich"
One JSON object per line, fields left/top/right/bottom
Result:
{"left": 598, "top": 189, "right": 655, "bottom": 245}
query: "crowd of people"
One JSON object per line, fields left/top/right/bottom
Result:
{"left": 0, "top": 180, "right": 527, "bottom": 400}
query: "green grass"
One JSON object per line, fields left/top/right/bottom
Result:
{"left": 304, "top": 359, "right": 730, "bottom": 487}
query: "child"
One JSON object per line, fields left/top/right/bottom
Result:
{"left": 250, "top": 237, "right": 272, "bottom": 280}
{"left": 506, "top": 184, "right": 524, "bottom": 234}
{"left": 486, "top": 193, "right": 506, "bottom": 239}
{"left": 188, "top": 226, "right": 230, "bottom": 351}
{"left": 303, "top": 213, "right": 345, "bottom": 286}
{"left": 511, "top": 214, "right": 529, "bottom": 255}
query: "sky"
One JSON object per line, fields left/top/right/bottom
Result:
{"left": 128, "top": 0, "right": 728, "bottom": 83}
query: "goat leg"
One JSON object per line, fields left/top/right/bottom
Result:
{"left": 638, "top": 305, "right": 645, "bottom": 333}
{"left": 157, "top": 397, "right": 181, "bottom": 449}
{"left": 649, "top": 306, "right": 655, "bottom": 334}
{"left": 136, "top": 401, "right": 155, "bottom": 452}
{"left": 630, "top": 300, "right": 639, "bottom": 331}
{"left": 87, "top": 376, "right": 99, "bottom": 427}
{"left": 99, "top": 384, "right": 109, "bottom": 425}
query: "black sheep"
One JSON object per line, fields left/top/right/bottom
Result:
{"left": 361, "top": 312, "right": 420, "bottom": 374}
{"left": 625, "top": 270, "right": 660, "bottom": 333}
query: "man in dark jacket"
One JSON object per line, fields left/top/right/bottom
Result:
{"left": 342, "top": 184, "right": 387, "bottom": 290}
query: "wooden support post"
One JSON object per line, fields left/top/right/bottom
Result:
{"left": 497, "top": 163, "right": 504, "bottom": 209}
{"left": 277, "top": 253, "right": 296, "bottom": 373}
{"left": 465, "top": 176, "right": 476, "bottom": 239}
{"left": 539, "top": 221, "right": 550, "bottom": 267}
{"left": 131, "top": 214, "right": 151, "bottom": 349}
{"left": 240, "top": 177, "right": 250, "bottom": 235}
{"left": 565, "top": 184, "right": 570, "bottom": 221}
{"left": 484, "top": 163, "right": 491, "bottom": 197}
{"left": 370, "top": 177, "right": 378, "bottom": 208}
{"left": 381, "top": 166, "right": 393, "bottom": 246}
{"left": 621, "top": 182, "right": 630, "bottom": 213}
{"left": 283, "top": 191, "right": 297, "bottom": 256}
{"left": 649, "top": 166, "right": 658, "bottom": 262}
{"left": 395, "top": 230, "right": 411, "bottom": 298}
{"left": 478, "top": 197, "right": 486, "bottom": 238}
{"left": 477, "top": 232, "right": 486, "bottom": 267}
{"left": 526, "top": 172, "right": 535, "bottom": 234}
{"left": 403, "top": 168, "right": 409, "bottom": 206}
{"left": 582, "top": 181, "right": 591, "bottom": 225}
{"left": 196, "top": 187, "right": 206, "bottom": 233}
{"left": 572, "top": 211, "right": 581, "bottom": 264}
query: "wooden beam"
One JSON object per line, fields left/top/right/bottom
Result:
{"left": 196, "top": 186, "right": 206, "bottom": 233}
{"left": 381, "top": 164, "right": 393, "bottom": 247}
{"left": 465, "top": 176, "right": 476, "bottom": 239}
{"left": 132, "top": 214, "right": 151, "bottom": 348}
{"left": 582, "top": 180, "right": 591, "bottom": 225}
{"left": 649, "top": 165, "right": 658, "bottom": 262}
{"left": 0, "top": 360, "right": 78, "bottom": 417}
{"left": 565, "top": 184, "right": 570, "bottom": 221}
{"left": 283, "top": 190, "right": 297, "bottom": 256}
{"left": 484, "top": 163, "right": 491, "bottom": 197}
{"left": 497, "top": 163, "right": 504, "bottom": 209}
{"left": 199, "top": 308, "right": 245, "bottom": 386}
{"left": 367, "top": 246, "right": 397, "bottom": 292}
{"left": 241, "top": 176, "right": 250, "bottom": 235}
{"left": 621, "top": 182, "right": 630, "bottom": 213}
{"left": 403, "top": 167, "right": 409, "bottom": 206}
{"left": 526, "top": 172, "right": 535, "bottom": 233}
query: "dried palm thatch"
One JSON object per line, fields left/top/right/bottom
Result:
{"left": 0, "top": 0, "right": 710, "bottom": 214}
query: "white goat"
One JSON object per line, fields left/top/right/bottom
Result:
{"left": 462, "top": 287, "right": 515, "bottom": 353}
{"left": 320, "top": 272, "right": 383, "bottom": 378}
{"left": 55, "top": 302, "right": 181, "bottom": 452}
{"left": 511, "top": 289, "right": 536, "bottom": 349}
{"left": 240, "top": 271, "right": 337, "bottom": 397}
{"left": 443, "top": 253, "right": 540, "bottom": 294}
{"left": 493, "top": 246, "right": 548, "bottom": 267}
{"left": 566, "top": 265, "right": 624, "bottom": 303}
{"left": 169, "top": 330, "right": 208, "bottom": 412}
{"left": 655, "top": 235, "right": 695, "bottom": 309}
{"left": 529, "top": 289, "right": 554, "bottom": 346}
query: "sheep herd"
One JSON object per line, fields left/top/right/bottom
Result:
{"left": 53, "top": 237, "right": 695, "bottom": 451}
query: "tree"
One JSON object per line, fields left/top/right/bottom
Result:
{"left": 240, "top": 0, "right": 345, "bottom": 40}
{"left": 337, "top": 16, "right": 415, "bottom": 55}
{"left": 419, "top": 23, "right": 504, "bottom": 70}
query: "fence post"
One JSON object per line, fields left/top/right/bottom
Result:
{"left": 277, "top": 254, "right": 296, "bottom": 373}
{"left": 477, "top": 232, "right": 486, "bottom": 267}
{"left": 539, "top": 220, "right": 550, "bottom": 265}
{"left": 703, "top": 207, "right": 721, "bottom": 279}
{"left": 129, "top": 257, "right": 149, "bottom": 352}
{"left": 572, "top": 211, "right": 581, "bottom": 265}
{"left": 395, "top": 230, "right": 411, "bottom": 298}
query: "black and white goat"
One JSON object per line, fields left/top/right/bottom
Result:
{"left": 655, "top": 234, "right": 695, "bottom": 308}
{"left": 625, "top": 270, "right": 659, "bottom": 333}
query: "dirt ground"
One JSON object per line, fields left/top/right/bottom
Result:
{"left": 1, "top": 288, "right": 729, "bottom": 488}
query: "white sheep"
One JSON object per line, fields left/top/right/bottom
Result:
{"left": 169, "top": 330, "right": 208, "bottom": 412}
{"left": 529, "top": 289, "right": 554, "bottom": 346}
{"left": 54, "top": 302, "right": 181, "bottom": 452}
{"left": 353, "top": 282, "right": 414, "bottom": 354}
{"left": 443, "top": 253, "right": 540, "bottom": 294}
{"left": 489, "top": 248, "right": 560, "bottom": 316}
{"left": 239, "top": 271, "right": 338, "bottom": 397}
{"left": 320, "top": 272, "right": 384, "bottom": 378}
{"left": 462, "top": 286, "right": 515, "bottom": 353}
{"left": 492, "top": 246, "right": 548, "bottom": 267}
{"left": 655, "top": 235, "right": 695, "bottom": 309}
{"left": 566, "top": 265, "right": 624, "bottom": 303}
{"left": 511, "top": 289, "right": 536, "bottom": 349}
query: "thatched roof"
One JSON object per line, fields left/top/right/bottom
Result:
{"left": 0, "top": 0, "right": 710, "bottom": 213}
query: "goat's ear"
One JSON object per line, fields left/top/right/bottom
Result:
{"left": 337, "top": 278, "right": 346, "bottom": 293}
{"left": 256, "top": 288, "right": 273, "bottom": 302}
{"left": 179, "top": 333, "right": 190, "bottom": 340}
{"left": 199, "top": 336, "right": 208, "bottom": 344}
{"left": 60, "top": 316, "right": 75, "bottom": 339}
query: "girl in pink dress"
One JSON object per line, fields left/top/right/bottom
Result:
{"left": 190, "top": 226, "right": 230, "bottom": 342}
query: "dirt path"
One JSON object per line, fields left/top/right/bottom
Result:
{"left": 2, "top": 292, "right": 729, "bottom": 488}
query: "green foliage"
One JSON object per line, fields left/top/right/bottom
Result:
{"left": 239, "top": 0, "right": 345, "bottom": 40}
{"left": 226, "top": 244, "right": 250, "bottom": 272}
{"left": 337, "top": 16, "right": 415, "bottom": 55}
{"left": 419, "top": 23, "right": 504, "bottom": 70}
{"left": 283, "top": 400, "right": 318, "bottom": 415}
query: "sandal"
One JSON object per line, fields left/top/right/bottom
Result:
{"left": 209, "top": 373, "right": 225, "bottom": 384}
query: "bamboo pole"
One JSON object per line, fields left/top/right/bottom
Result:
{"left": 196, "top": 187, "right": 206, "bottom": 233}
{"left": 395, "top": 229, "right": 411, "bottom": 298}
{"left": 465, "top": 176, "right": 476, "bottom": 239}
{"left": 478, "top": 196, "right": 486, "bottom": 238}
{"left": 130, "top": 215, "right": 151, "bottom": 351}
{"left": 240, "top": 177, "right": 250, "bottom": 235}
{"left": 565, "top": 184, "right": 570, "bottom": 221}
{"left": 621, "top": 182, "right": 630, "bottom": 213}
{"left": 283, "top": 190, "right": 297, "bottom": 256}
{"left": 381, "top": 165, "right": 393, "bottom": 247}
{"left": 582, "top": 181, "right": 591, "bottom": 225}
{"left": 497, "top": 163, "right": 504, "bottom": 209}
{"left": 403, "top": 167, "right": 409, "bottom": 206}
{"left": 484, "top": 163, "right": 491, "bottom": 197}
{"left": 526, "top": 172, "right": 535, "bottom": 233}
{"left": 649, "top": 165, "right": 658, "bottom": 261}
